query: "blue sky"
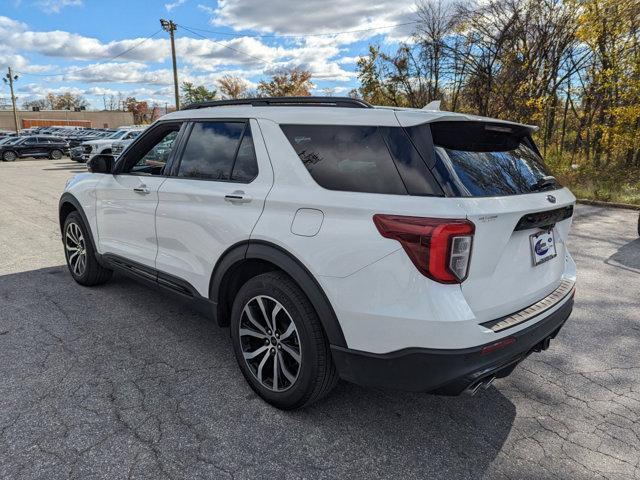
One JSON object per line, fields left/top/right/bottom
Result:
{"left": 0, "top": 0, "right": 416, "bottom": 108}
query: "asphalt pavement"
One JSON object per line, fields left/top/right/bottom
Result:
{"left": 1, "top": 158, "right": 639, "bottom": 479}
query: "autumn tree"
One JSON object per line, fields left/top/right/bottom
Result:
{"left": 217, "top": 75, "right": 249, "bottom": 99}
{"left": 258, "top": 68, "right": 313, "bottom": 97}
{"left": 125, "top": 97, "right": 150, "bottom": 124}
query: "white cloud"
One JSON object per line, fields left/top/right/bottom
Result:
{"left": 207, "top": 0, "right": 415, "bottom": 35}
{"left": 37, "top": 0, "right": 83, "bottom": 14}
{"left": 165, "top": 0, "right": 187, "bottom": 11}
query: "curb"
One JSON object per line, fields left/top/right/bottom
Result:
{"left": 577, "top": 199, "right": 640, "bottom": 211}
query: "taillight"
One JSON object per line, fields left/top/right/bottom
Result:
{"left": 373, "top": 214, "right": 474, "bottom": 283}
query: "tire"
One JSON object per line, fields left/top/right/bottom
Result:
{"left": 50, "top": 149, "right": 63, "bottom": 160}
{"left": 637, "top": 213, "right": 640, "bottom": 237}
{"left": 230, "top": 271, "right": 339, "bottom": 410}
{"left": 63, "top": 212, "right": 113, "bottom": 286}
{"left": 3, "top": 151, "right": 17, "bottom": 162}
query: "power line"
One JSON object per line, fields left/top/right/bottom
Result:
{"left": 178, "top": 24, "right": 275, "bottom": 67}
{"left": 17, "top": 29, "right": 164, "bottom": 78}
{"left": 179, "top": 20, "right": 420, "bottom": 39}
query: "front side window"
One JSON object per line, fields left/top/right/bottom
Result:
{"left": 130, "top": 130, "right": 179, "bottom": 175}
{"left": 177, "top": 121, "right": 257, "bottom": 182}
{"left": 280, "top": 124, "right": 408, "bottom": 195}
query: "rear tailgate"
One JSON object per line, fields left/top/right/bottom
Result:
{"left": 457, "top": 190, "right": 575, "bottom": 322}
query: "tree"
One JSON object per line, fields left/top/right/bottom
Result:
{"left": 102, "top": 94, "right": 119, "bottom": 111}
{"left": 257, "top": 68, "right": 313, "bottom": 97}
{"left": 181, "top": 82, "right": 217, "bottom": 105}
{"left": 217, "top": 75, "right": 248, "bottom": 99}
{"left": 125, "top": 97, "right": 150, "bottom": 124}
{"left": 45, "top": 92, "right": 88, "bottom": 110}
{"left": 22, "top": 98, "right": 48, "bottom": 111}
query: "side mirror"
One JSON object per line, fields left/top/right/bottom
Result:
{"left": 87, "top": 154, "right": 114, "bottom": 174}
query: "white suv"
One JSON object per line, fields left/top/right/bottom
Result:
{"left": 59, "top": 97, "right": 576, "bottom": 409}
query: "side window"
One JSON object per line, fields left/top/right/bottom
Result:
{"left": 281, "top": 124, "right": 407, "bottom": 195}
{"left": 126, "top": 126, "right": 181, "bottom": 176}
{"left": 177, "top": 121, "right": 246, "bottom": 181}
{"left": 231, "top": 125, "right": 258, "bottom": 182}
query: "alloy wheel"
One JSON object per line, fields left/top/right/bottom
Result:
{"left": 239, "top": 295, "right": 302, "bottom": 392}
{"left": 51, "top": 150, "right": 62, "bottom": 160}
{"left": 3, "top": 151, "right": 16, "bottom": 162}
{"left": 65, "top": 222, "right": 87, "bottom": 277}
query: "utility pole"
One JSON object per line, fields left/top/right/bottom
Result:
{"left": 160, "top": 19, "right": 180, "bottom": 110}
{"left": 3, "top": 67, "right": 20, "bottom": 132}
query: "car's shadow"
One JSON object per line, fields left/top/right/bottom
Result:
{"left": 0, "top": 266, "right": 515, "bottom": 478}
{"left": 41, "top": 160, "right": 86, "bottom": 173}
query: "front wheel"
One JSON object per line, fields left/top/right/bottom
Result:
{"left": 230, "top": 272, "right": 338, "bottom": 410}
{"left": 3, "top": 151, "right": 17, "bottom": 162}
{"left": 63, "top": 212, "right": 113, "bottom": 286}
{"left": 50, "top": 149, "right": 63, "bottom": 160}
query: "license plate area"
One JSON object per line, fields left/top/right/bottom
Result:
{"left": 530, "top": 229, "right": 557, "bottom": 266}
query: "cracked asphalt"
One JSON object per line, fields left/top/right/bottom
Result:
{"left": 1, "top": 158, "right": 639, "bottom": 480}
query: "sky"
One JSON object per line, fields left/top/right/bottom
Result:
{"left": 0, "top": 0, "right": 418, "bottom": 109}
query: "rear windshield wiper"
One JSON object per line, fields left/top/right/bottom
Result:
{"left": 530, "top": 175, "right": 558, "bottom": 192}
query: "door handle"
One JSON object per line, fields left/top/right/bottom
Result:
{"left": 133, "top": 185, "right": 150, "bottom": 194}
{"left": 225, "top": 190, "right": 251, "bottom": 204}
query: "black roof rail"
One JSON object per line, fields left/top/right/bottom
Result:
{"left": 182, "top": 96, "right": 373, "bottom": 110}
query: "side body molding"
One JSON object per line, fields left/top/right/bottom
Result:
{"left": 209, "top": 241, "right": 347, "bottom": 348}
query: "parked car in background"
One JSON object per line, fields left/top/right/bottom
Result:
{"left": 76, "top": 127, "right": 145, "bottom": 162}
{"left": 59, "top": 97, "right": 577, "bottom": 409}
{"left": 1, "top": 135, "right": 69, "bottom": 161}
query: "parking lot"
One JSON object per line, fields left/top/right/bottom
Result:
{"left": 1, "top": 158, "right": 639, "bottom": 479}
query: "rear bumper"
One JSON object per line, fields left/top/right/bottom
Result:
{"left": 331, "top": 290, "right": 574, "bottom": 395}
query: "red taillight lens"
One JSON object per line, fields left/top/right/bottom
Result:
{"left": 373, "top": 214, "right": 474, "bottom": 283}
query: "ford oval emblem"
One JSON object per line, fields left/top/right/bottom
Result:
{"left": 547, "top": 195, "right": 557, "bottom": 204}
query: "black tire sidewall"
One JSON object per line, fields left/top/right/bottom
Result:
{"left": 230, "top": 273, "right": 324, "bottom": 409}
{"left": 3, "top": 151, "right": 16, "bottom": 162}
{"left": 63, "top": 212, "right": 95, "bottom": 284}
{"left": 51, "top": 149, "right": 63, "bottom": 159}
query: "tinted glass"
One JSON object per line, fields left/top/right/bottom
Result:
{"left": 426, "top": 122, "right": 560, "bottom": 197}
{"left": 131, "top": 129, "right": 179, "bottom": 175}
{"left": 281, "top": 125, "right": 407, "bottom": 195}
{"left": 178, "top": 122, "right": 244, "bottom": 180}
{"left": 231, "top": 126, "right": 258, "bottom": 182}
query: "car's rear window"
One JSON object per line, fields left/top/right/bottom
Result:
{"left": 418, "top": 121, "right": 561, "bottom": 197}
{"left": 281, "top": 124, "right": 443, "bottom": 196}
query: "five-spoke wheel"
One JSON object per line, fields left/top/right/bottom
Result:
{"left": 62, "top": 212, "right": 112, "bottom": 286}
{"left": 239, "top": 295, "right": 302, "bottom": 392}
{"left": 65, "top": 221, "right": 87, "bottom": 277}
{"left": 230, "top": 271, "right": 338, "bottom": 409}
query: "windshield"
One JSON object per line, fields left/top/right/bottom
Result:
{"left": 108, "top": 130, "right": 128, "bottom": 139}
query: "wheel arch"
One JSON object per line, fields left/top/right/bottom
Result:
{"left": 210, "top": 241, "right": 347, "bottom": 348}
{"left": 59, "top": 193, "right": 99, "bottom": 257}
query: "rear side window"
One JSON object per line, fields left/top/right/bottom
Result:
{"left": 281, "top": 125, "right": 408, "bottom": 195}
{"left": 420, "top": 122, "right": 561, "bottom": 197}
{"left": 178, "top": 122, "right": 252, "bottom": 181}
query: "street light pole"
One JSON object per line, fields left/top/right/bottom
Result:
{"left": 160, "top": 19, "right": 180, "bottom": 110}
{"left": 3, "top": 67, "right": 20, "bottom": 133}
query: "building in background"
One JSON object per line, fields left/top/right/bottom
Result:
{"left": 0, "top": 110, "right": 135, "bottom": 131}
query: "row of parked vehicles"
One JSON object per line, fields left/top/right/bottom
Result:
{"left": 0, "top": 125, "right": 146, "bottom": 162}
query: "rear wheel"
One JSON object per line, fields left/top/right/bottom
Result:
{"left": 63, "top": 212, "right": 112, "bottom": 286}
{"left": 50, "top": 149, "right": 63, "bottom": 160}
{"left": 230, "top": 272, "right": 338, "bottom": 409}
{"left": 3, "top": 151, "right": 17, "bottom": 162}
